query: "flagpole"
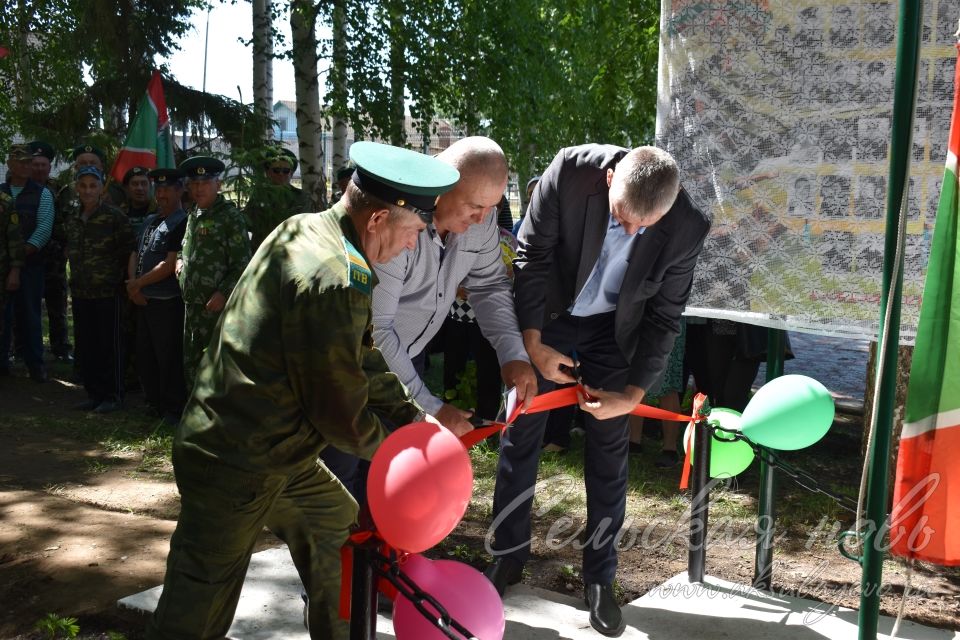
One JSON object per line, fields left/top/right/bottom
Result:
{"left": 857, "top": 1, "right": 922, "bottom": 638}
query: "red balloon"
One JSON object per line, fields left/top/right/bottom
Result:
{"left": 393, "top": 555, "right": 505, "bottom": 640}
{"left": 367, "top": 422, "right": 473, "bottom": 553}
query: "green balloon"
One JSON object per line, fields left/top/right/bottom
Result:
{"left": 740, "top": 374, "right": 835, "bottom": 450}
{"left": 683, "top": 408, "right": 755, "bottom": 478}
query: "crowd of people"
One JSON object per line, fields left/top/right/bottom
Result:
{"left": 0, "top": 142, "right": 309, "bottom": 422}
{"left": 0, "top": 136, "right": 788, "bottom": 639}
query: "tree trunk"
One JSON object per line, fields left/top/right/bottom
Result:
{"left": 862, "top": 341, "right": 913, "bottom": 502}
{"left": 386, "top": 1, "right": 405, "bottom": 146}
{"left": 252, "top": 0, "right": 274, "bottom": 139}
{"left": 16, "top": 0, "right": 33, "bottom": 112}
{"left": 290, "top": 0, "right": 327, "bottom": 210}
{"left": 330, "top": 0, "right": 348, "bottom": 177}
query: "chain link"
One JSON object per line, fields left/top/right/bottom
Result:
{"left": 710, "top": 425, "right": 862, "bottom": 515}
{"left": 367, "top": 549, "right": 479, "bottom": 640}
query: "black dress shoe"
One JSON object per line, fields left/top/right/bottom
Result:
{"left": 584, "top": 583, "right": 625, "bottom": 637}
{"left": 483, "top": 557, "right": 523, "bottom": 596}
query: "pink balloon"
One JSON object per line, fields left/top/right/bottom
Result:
{"left": 367, "top": 422, "right": 473, "bottom": 553}
{"left": 393, "top": 555, "right": 505, "bottom": 640}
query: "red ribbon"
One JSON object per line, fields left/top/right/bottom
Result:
{"left": 338, "top": 530, "right": 400, "bottom": 620}
{"left": 459, "top": 386, "right": 702, "bottom": 449}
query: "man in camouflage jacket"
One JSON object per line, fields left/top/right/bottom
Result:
{"left": 0, "top": 191, "right": 24, "bottom": 337}
{"left": 147, "top": 142, "right": 459, "bottom": 640}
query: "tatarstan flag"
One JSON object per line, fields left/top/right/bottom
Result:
{"left": 110, "top": 70, "right": 176, "bottom": 183}
{"left": 890, "top": 47, "right": 960, "bottom": 566}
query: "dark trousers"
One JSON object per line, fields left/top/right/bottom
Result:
{"left": 148, "top": 449, "right": 355, "bottom": 640}
{"left": 44, "top": 254, "right": 71, "bottom": 354}
{"left": 74, "top": 295, "right": 123, "bottom": 403}
{"left": 136, "top": 297, "right": 187, "bottom": 417}
{"left": 442, "top": 316, "right": 502, "bottom": 420}
{"left": 319, "top": 351, "right": 427, "bottom": 500}
{"left": 491, "top": 312, "right": 630, "bottom": 585}
{"left": 1, "top": 262, "right": 45, "bottom": 369}
{"left": 684, "top": 321, "right": 760, "bottom": 413}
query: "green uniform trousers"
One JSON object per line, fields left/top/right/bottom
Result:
{"left": 147, "top": 448, "right": 357, "bottom": 639}
{"left": 183, "top": 303, "right": 221, "bottom": 391}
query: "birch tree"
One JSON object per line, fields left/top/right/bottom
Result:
{"left": 252, "top": 0, "right": 275, "bottom": 139}
{"left": 290, "top": 0, "right": 328, "bottom": 209}
{"left": 328, "top": 0, "right": 349, "bottom": 176}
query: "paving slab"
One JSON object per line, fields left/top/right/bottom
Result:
{"left": 119, "top": 548, "right": 957, "bottom": 639}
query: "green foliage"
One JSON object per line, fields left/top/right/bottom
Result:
{"left": 316, "top": 0, "right": 660, "bottom": 193}
{"left": 444, "top": 360, "right": 479, "bottom": 412}
{"left": 33, "top": 613, "right": 79, "bottom": 640}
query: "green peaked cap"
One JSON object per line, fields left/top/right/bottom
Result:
{"left": 349, "top": 141, "right": 460, "bottom": 223}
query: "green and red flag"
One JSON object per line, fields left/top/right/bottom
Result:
{"left": 890, "top": 46, "right": 960, "bottom": 566}
{"left": 110, "top": 70, "right": 176, "bottom": 183}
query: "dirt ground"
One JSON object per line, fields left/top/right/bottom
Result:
{"left": 1, "top": 367, "right": 958, "bottom": 639}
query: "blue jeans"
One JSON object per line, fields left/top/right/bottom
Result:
{"left": 2, "top": 262, "right": 45, "bottom": 369}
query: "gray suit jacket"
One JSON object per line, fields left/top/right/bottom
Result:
{"left": 514, "top": 144, "right": 711, "bottom": 391}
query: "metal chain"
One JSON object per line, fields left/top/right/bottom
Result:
{"left": 367, "top": 549, "right": 479, "bottom": 640}
{"left": 710, "top": 425, "right": 862, "bottom": 514}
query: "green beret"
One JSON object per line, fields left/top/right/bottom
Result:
{"left": 148, "top": 168, "right": 185, "bottom": 186}
{"left": 349, "top": 141, "right": 460, "bottom": 224}
{"left": 179, "top": 156, "right": 225, "bottom": 180}
{"left": 70, "top": 144, "right": 106, "bottom": 163}
{"left": 123, "top": 166, "right": 150, "bottom": 185}
{"left": 28, "top": 141, "right": 56, "bottom": 162}
{"left": 263, "top": 147, "right": 298, "bottom": 173}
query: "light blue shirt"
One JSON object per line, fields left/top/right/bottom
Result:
{"left": 570, "top": 213, "right": 644, "bottom": 317}
{"left": 10, "top": 184, "right": 55, "bottom": 251}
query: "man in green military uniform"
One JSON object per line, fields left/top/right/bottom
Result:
{"left": 243, "top": 147, "right": 309, "bottom": 252}
{"left": 0, "top": 189, "right": 24, "bottom": 337}
{"left": 176, "top": 156, "right": 251, "bottom": 388}
{"left": 147, "top": 142, "right": 460, "bottom": 639}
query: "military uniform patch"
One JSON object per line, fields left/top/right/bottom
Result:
{"left": 342, "top": 235, "right": 371, "bottom": 295}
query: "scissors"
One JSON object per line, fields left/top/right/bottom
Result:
{"left": 570, "top": 350, "right": 597, "bottom": 402}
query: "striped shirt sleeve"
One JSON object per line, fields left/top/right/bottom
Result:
{"left": 26, "top": 187, "right": 54, "bottom": 250}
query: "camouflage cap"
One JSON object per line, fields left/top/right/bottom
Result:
{"left": 123, "top": 166, "right": 150, "bottom": 185}
{"left": 71, "top": 144, "right": 106, "bottom": 163}
{"left": 148, "top": 168, "right": 185, "bottom": 187}
{"left": 349, "top": 141, "right": 460, "bottom": 224}
{"left": 28, "top": 141, "right": 56, "bottom": 161}
{"left": 179, "top": 156, "right": 225, "bottom": 181}
{"left": 7, "top": 144, "right": 32, "bottom": 161}
{"left": 263, "top": 147, "right": 298, "bottom": 173}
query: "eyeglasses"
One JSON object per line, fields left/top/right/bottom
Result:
{"left": 270, "top": 167, "right": 292, "bottom": 175}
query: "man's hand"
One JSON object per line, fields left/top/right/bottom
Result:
{"left": 500, "top": 360, "right": 539, "bottom": 411}
{"left": 435, "top": 403, "right": 474, "bottom": 438}
{"left": 125, "top": 278, "right": 141, "bottom": 297}
{"left": 523, "top": 330, "right": 575, "bottom": 385}
{"left": 175, "top": 258, "right": 184, "bottom": 277}
{"left": 578, "top": 384, "right": 645, "bottom": 421}
{"left": 130, "top": 291, "right": 148, "bottom": 306}
{"left": 5, "top": 269, "right": 20, "bottom": 292}
{"left": 205, "top": 290, "right": 227, "bottom": 313}
{"left": 24, "top": 243, "right": 37, "bottom": 257}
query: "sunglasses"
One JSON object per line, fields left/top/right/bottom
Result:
{"left": 270, "top": 167, "right": 292, "bottom": 175}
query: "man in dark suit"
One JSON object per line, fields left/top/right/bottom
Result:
{"left": 485, "top": 145, "right": 710, "bottom": 637}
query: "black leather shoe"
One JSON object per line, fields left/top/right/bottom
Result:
{"left": 584, "top": 583, "right": 625, "bottom": 637}
{"left": 484, "top": 557, "right": 523, "bottom": 596}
